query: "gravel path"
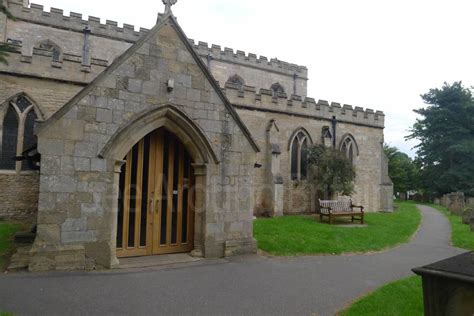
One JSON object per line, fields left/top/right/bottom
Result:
{"left": 0, "top": 205, "right": 466, "bottom": 316}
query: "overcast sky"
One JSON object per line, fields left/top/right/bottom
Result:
{"left": 32, "top": 0, "right": 474, "bottom": 157}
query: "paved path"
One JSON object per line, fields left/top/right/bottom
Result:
{"left": 0, "top": 205, "right": 466, "bottom": 316}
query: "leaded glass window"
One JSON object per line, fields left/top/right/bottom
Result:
{"left": 271, "top": 83, "right": 285, "bottom": 97}
{"left": 0, "top": 106, "right": 18, "bottom": 170}
{"left": 290, "top": 130, "right": 311, "bottom": 180}
{"left": 0, "top": 95, "right": 40, "bottom": 172}
{"left": 226, "top": 74, "right": 245, "bottom": 91}
{"left": 340, "top": 135, "right": 358, "bottom": 164}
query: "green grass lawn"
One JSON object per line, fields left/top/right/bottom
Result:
{"left": 253, "top": 201, "right": 421, "bottom": 256}
{"left": 0, "top": 222, "right": 22, "bottom": 271}
{"left": 427, "top": 204, "right": 474, "bottom": 250}
{"left": 340, "top": 276, "right": 423, "bottom": 316}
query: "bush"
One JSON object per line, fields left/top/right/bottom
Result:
{"left": 307, "top": 144, "right": 355, "bottom": 197}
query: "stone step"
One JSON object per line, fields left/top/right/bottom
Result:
{"left": 8, "top": 260, "right": 29, "bottom": 271}
{"left": 14, "top": 231, "right": 36, "bottom": 244}
{"left": 7, "top": 245, "right": 32, "bottom": 272}
{"left": 13, "top": 246, "right": 31, "bottom": 255}
{"left": 14, "top": 225, "right": 37, "bottom": 243}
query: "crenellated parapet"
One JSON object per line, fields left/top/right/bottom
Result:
{"left": 189, "top": 39, "right": 308, "bottom": 79}
{"left": 0, "top": 43, "right": 105, "bottom": 84}
{"left": 6, "top": 1, "right": 150, "bottom": 43}
{"left": 4, "top": 1, "right": 308, "bottom": 79}
{"left": 223, "top": 83, "right": 385, "bottom": 128}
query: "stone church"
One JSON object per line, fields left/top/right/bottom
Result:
{"left": 0, "top": 0, "right": 393, "bottom": 270}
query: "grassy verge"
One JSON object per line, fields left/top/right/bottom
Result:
{"left": 340, "top": 276, "right": 423, "bottom": 316}
{"left": 0, "top": 222, "right": 22, "bottom": 271}
{"left": 253, "top": 201, "right": 421, "bottom": 256}
{"left": 427, "top": 204, "right": 474, "bottom": 250}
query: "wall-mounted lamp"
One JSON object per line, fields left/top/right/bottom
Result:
{"left": 167, "top": 78, "right": 175, "bottom": 92}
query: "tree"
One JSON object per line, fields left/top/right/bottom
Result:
{"left": 307, "top": 144, "right": 356, "bottom": 198}
{"left": 384, "top": 144, "right": 419, "bottom": 197}
{"left": 0, "top": 0, "right": 15, "bottom": 65}
{"left": 407, "top": 82, "right": 474, "bottom": 197}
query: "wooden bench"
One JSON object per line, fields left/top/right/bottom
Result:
{"left": 318, "top": 199, "right": 364, "bottom": 224}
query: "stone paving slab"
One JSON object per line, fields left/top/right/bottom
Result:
{"left": 116, "top": 253, "right": 202, "bottom": 270}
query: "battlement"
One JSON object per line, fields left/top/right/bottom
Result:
{"left": 188, "top": 40, "right": 308, "bottom": 79}
{"left": 0, "top": 44, "right": 105, "bottom": 83}
{"left": 223, "top": 83, "right": 385, "bottom": 128}
{"left": 7, "top": 1, "right": 150, "bottom": 43}
{"left": 5, "top": 1, "right": 307, "bottom": 78}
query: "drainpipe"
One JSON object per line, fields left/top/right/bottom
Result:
{"left": 293, "top": 73, "right": 298, "bottom": 95}
{"left": 82, "top": 26, "right": 91, "bottom": 67}
{"left": 331, "top": 116, "right": 337, "bottom": 149}
{"left": 206, "top": 53, "right": 212, "bottom": 70}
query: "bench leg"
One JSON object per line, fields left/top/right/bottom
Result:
{"left": 329, "top": 214, "right": 333, "bottom": 225}
{"left": 361, "top": 214, "right": 364, "bottom": 224}
{"left": 320, "top": 213, "right": 323, "bottom": 222}
{"left": 351, "top": 216, "right": 354, "bottom": 223}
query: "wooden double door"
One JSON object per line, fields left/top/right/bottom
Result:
{"left": 117, "top": 129, "right": 195, "bottom": 258}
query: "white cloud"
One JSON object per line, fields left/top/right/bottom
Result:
{"left": 32, "top": 0, "right": 474, "bottom": 157}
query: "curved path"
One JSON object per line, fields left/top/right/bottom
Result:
{"left": 0, "top": 205, "right": 466, "bottom": 316}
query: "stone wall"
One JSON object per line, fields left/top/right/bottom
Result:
{"left": 193, "top": 41, "right": 308, "bottom": 96}
{"left": 3, "top": 0, "right": 307, "bottom": 95}
{"left": 0, "top": 172, "right": 39, "bottom": 220}
{"left": 0, "top": 1, "right": 392, "bottom": 225}
{"left": 0, "top": 74, "right": 84, "bottom": 222}
{"left": 30, "top": 17, "right": 258, "bottom": 271}
{"left": 0, "top": 74, "right": 83, "bottom": 119}
{"left": 235, "top": 105, "right": 388, "bottom": 213}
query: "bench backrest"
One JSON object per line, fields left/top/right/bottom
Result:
{"left": 319, "top": 199, "right": 352, "bottom": 213}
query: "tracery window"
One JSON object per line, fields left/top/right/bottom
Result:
{"left": 226, "top": 74, "right": 245, "bottom": 91}
{"left": 271, "top": 82, "right": 285, "bottom": 97}
{"left": 340, "top": 134, "right": 358, "bottom": 164}
{"left": 290, "top": 129, "right": 312, "bottom": 180}
{"left": 0, "top": 94, "right": 41, "bottom": 172}
{"left": 35, "top": 39, "right": 62, "bottom": 62}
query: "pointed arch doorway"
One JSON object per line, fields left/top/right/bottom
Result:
{"left": 116, "top": 128, "right": 195, "bottom": 258}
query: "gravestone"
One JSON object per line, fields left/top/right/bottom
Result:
{"left": 466, "top": 197, "right": 474, "bottom": 208}
{"left": 447, "top": 192, "right": 465, "bottom": 216}
{"left": 462, "top": 208, "right": 473, "bottom": 225}
{"left": 413, "top": 252, "right": 474, "bottom": 316}
{"left": 441, "top": 194, "right": 448, "bottom": 207}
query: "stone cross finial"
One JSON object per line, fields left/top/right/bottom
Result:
{"left": 162, "top": 0, "right": 178, "bottom": 14}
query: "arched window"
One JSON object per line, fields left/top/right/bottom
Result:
{"left": 0, "top": 94, "right": 42, "bottom": 172}
{"left": 290, "top": 129, "right": 312, "bottom": 180}
{"left": 339, "top": 134, "right": 359, "bottom": 164}
{"left": 226, "top": 74, "right": 245, "bottom": 91}
{"left": 1, "top": 106, "right": 18, "bottom": 170}
{"left": 35, "top": 39, "right": 62, "bottom": 62}
{"left": 271, "top": 82, "right": 285, "bottom": 97}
